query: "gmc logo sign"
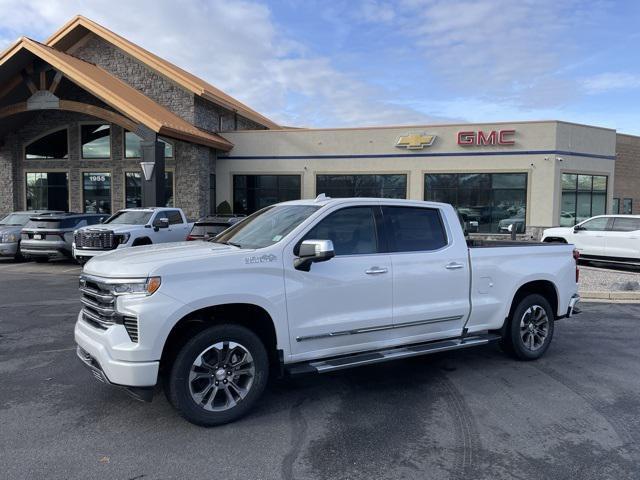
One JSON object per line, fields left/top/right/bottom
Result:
{"left": 457, "top": 130, "right": 515, "bottom": 146}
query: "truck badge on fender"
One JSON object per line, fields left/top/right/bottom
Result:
{"left": 245, "top": 254, "right": 277, "bottom": 264}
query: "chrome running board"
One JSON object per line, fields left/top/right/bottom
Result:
{"left": 286, "top": 333, "right": 501, "bottom": 375}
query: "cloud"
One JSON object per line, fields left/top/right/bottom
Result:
{"left": 583, "top": 73, "right": 640, "bottom": 94}
{"left": 0, "top": 0, "right": 436, "bottom": 127}
{"left": 352, "top": 0, "right": 605, "bottom": 108}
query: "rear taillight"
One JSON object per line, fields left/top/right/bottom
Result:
{"left": 186, "top": 235, "right": 195, "bottom": 241}
{"left": 573, "top": 248, "right": 580, "bottom": 283}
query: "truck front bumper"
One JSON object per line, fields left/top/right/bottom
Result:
{"left": 0, "top": 241, "right": 18, "bottom": 257}
{"left": 74, "top": 316, "right": 159, "bottom": 388}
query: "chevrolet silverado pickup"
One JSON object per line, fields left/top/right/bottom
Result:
{"left": 72, "top": 207, "right": 193, "bottom": 263}
{"left": 75, "top": 197, "right": 580, "bottom": 426}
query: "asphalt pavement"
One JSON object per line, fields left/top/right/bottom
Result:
{"left": 1, "top": 259, "right": 639, "bottom": 480}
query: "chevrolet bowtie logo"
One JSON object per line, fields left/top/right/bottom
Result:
{"left": 395, "top": 133, "right": 436, "bottom": 150}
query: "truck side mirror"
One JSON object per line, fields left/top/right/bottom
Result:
{"left": 294, "top": 239, "right": 335, "bottom": 272}
{"left": 153, "top": 217, "right": 169, "bottom": 231}
{"left": 573, "top": 225, "right": 584, "bottom": 233}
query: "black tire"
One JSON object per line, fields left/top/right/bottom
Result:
{"left": 166, "top": 324, "right": 269, "bottom": 426}
{"left": 501, "top": 294, "right": 554, "bottom": 360}
{"left": 34, "top": 257, "right": 49, "bottom": 263}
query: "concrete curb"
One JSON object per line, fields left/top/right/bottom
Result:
{"left": 580, "top": 290, "right": 640, "bottom": 301}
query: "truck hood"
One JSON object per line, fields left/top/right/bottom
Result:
{"left": 543, "top": 226, "right": 573, "bottom": 237}
{"left": 0, "top": 225, "right": 22, "bottom": 236}
{"left": 84, "top": 241, "right": 244, "bottom": 277}
{"left": 77, "top": 224, "right": 147, "bottom": 234}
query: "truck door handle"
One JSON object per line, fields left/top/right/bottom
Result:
{"left": 445, "top": 262, "right": 464, "bottom": 270}
{"left": 365, "top": 267, "right": 388, "bottom": 275}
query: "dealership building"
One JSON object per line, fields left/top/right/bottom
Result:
{"left": 1, "top": 16, "right": 638, "bottom": 238}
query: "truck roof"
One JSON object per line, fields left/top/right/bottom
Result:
{"left": 278, "top": 196, "right": 451, "bottom": 209}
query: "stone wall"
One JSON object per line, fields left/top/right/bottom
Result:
{"left": 73, "top": 34, "right": 196, "bottom": 123}
{"left": 614, "top": 134, "right": 640, "bottom": 214}
{"left": 0, "top": 133, "right": 17, "bottom": 216}
{"left": 7, "top": 110, "right": 183, "bottom": 214}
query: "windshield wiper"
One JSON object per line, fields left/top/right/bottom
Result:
{"left": 212, "top": 239, "right": 243, "bottom": 248}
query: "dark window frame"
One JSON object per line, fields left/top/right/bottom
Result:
{"left": 315, "top": 174, "right": 407, "bottom": 199}
{"left": 381, "top": 206, "right": 449, "bottom": 253}
{"left": 424, "top": 172, "right": 528, "bottom": 234}
{"left": 233, "top": 174, "right": 302, "bottom": 215}
{"left": 80, "top": 123, "right": 112, "bottom": 160}
{"left": 560, "top": 173, "right": 608, "bottom": 226}
{"left": 297, "top": 205, "right": 385, "bottom": 257}
{"left": 25, "top": 171, "right": 69, "bottom": 211}
{"left": 623, "top": 198, "right": 633, "bottom": 214}
{"left": 81, "top": 171, "right": 112, "bottom": 214}
{"left": 24, "top": 128, "right": 69, "bottom": 160}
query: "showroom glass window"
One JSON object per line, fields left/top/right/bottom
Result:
{"left": 25, "top": 172, "right": 69, "bottom": 211}
{"left": 210, "top": 174, "right": 216, "bottom": 214}
{"left": 25, "top": 129, "right": 68, "bottom": 159}
{"left": 81, "top": 124, "right": 111, "bottom": 159}
{"left": 613, "top": 198, "right": 620, "bottom": 214}
{"left": 124, "top": 131, "right": 174, "bottom": 158}
{"left": 233, "top": 175, "right": 301, "bottom": 214}
{"left": 124, "top": 171, "right": 174, "bottom": 208}
{"left": 623, "top": 198, "right": 633, "bottom": 214}
{"left": 83, "top": 172, "right": 112, "bottom": 214}
{"left": 560, "top": 174, "right": 607, "bottom": 226}
{"left": 424, "top": 173, "right": 527, "bottom": 233}
{"left": 316, "top": 174, "right": 407, "bottom": 199}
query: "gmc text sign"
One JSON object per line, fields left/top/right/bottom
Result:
{"left": 457, "top": 130, "right": 515, "bottom": 146}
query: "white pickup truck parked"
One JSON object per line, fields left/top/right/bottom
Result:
{"left": 72, "top": 207, "right": 193, "bottom": 263}
{"left": 75, "top": 197, "right": 580, "bottom": 426}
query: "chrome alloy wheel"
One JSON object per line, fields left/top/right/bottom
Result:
{"left": 188, "top": 341, "right": 255, "bottom": 412}
{"left": 519, "top": 305, "right": 549, "bottom": 352}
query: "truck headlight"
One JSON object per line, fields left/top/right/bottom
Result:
{"left": 111, "top": 277, "right": 161, "bottom": 296}
{"left": 116, "top": 232, "right": 131, "bottom": 244}
{"left": 1, "top": 233, "right": 18, "bottom": 243}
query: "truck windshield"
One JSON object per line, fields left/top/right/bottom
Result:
{"left": 0, "top": 213, "right": 32, "bottom": 226}
{"left": 105, "top": 211, "right": 153, "bottom": 225}
{"left": 213, "top": 205, "right": 319, "bottom": 249}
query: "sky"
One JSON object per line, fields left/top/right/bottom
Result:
{"left": 0, "top": 0, "right": 638, "bottom": 134}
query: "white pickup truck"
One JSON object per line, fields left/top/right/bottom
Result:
{"left": 75, "top": 197, "right": 580, "bottom": 426}
{"left": 72, "top": 207, "right": 193, "bottom": 263}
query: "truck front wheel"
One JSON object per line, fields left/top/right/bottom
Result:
{"left": 166, "top": 324, "right": 269, "bottom": 426}
{"left": 501, "top": 294, "right": 554, "bottom": 360}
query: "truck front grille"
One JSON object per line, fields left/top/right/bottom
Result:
{"left": 79, "top": 276, "right": 139, "bottom": 343}
{"left": 75, "top": 230, "right": 116, "bottom": 250}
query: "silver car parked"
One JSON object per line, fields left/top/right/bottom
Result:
{"left": 0, "top": 211, "right": 63, "bottom": 261}
{"left": 20, "top": 213, "right": 108, "bottom": 262}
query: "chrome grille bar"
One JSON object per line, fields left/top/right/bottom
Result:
{"left": 78, "top": 274, "right": 139, "bottom": 342}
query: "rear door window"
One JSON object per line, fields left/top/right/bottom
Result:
{"left": 611, "top": 218, "right": 640, "bottom": 232}
{"left": 383, "top": 206, "right": 448, "bottom": 252}
{"left": 167, "top": 210, "right": 183, "bottom": 225}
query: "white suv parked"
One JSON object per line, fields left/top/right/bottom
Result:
{"left": 543, "top": 215, "right": 640, "bottom": 264}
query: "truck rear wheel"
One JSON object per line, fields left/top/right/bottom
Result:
{"left": 166, "top": 324, "right": 269, "bottom": 426}
{"left": 501, "top": 294, "right": 554, "bottom": 360}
